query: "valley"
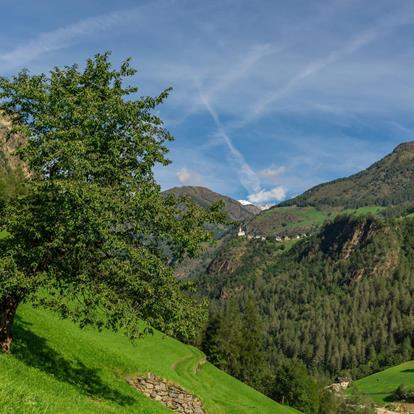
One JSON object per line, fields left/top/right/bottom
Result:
{"left": 2, "top": 43, "right": 414, "bottom": 414}
{"left": 166, "top": 141, "right": 414, "bottom": 413}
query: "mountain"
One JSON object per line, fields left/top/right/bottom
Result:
{"left": 190, "top": 142, "right": 414, "bottom": 387}
{"left": 201, "top": 214, "right": 414, "bottom": 381}
{"left": 164, "top": 186, "right": 260, "bottom": 222}
{"left": 281, "top": 141, "right": 414, "bottom": 209}
{"left": 245, "top": 141, "right": 414, "bottom": 237}
{"left": 243, "top": 203, "right": 263, "bottom": 215}
{"left": 1, "top": 303, "right": 300, "bottom": 414}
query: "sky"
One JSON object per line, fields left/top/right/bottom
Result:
{"left": 1, "top": 0, "right": 414, "bottom": 205}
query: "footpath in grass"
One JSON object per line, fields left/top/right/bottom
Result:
{"left": 354, "top": 361, "right": 414, "bottom": 405}
{"left": 0, "top": 304, "right": 300, "bottom": 414}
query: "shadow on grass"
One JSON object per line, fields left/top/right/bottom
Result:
{"left": 11, "top": 316, "right": 135, "bottom": 406}
{"left": 402, "top": 369, "right": 414, "bottom": 373}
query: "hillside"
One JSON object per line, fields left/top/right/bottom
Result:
{"left": 280, "top": 141, "right": 414, "bottom": 209}
{"left": 0, "top": 303, "right": 300, "bottom": 414}
{"left": 354, "top": 360, "right": 414, "bottom": 405}
{"left": 200, "top": 214, "right": 414, "bottom": 381}
{"left": 164, "top": 186, "right": 260, "bottom": 222}
{"left": 245, "top": 206, "right": 330, "bottom": 238}
{"left": 239, "top": 203, "right": 384, "bottom": 242}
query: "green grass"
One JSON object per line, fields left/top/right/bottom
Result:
{"left": 353, "top": 361, "right": 414, "bottom": 404}
{"left": 250, "top": 206, "right": 329, "bottom": 237}
{"left": 0, "top": 304, "right": 300, "bottom": 414}
{"left": 249, "top": 205, "right": 386, "bottom": 238}
{"left": 0, "top": 230, "right": 9, "bottom": 239}
{"left": 257, "top": 206, "right": 328, "bottom": 228}
{"left": 343, "top": 206, "right": 385, "bottom": 216}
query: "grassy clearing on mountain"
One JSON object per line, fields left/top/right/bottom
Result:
{"left": 246, "top": 205, "right": 384, "bottom": 238}
{"left": 0, "top": 304, "right": 300, "bottom": 414}
{"left": 247, "top": 206, "right": 329, "bottom": 237}
{"left": 343, "top": 206, "right": 385, "bottom": 216}
{"left": 353, "top": 361, "right": 414, "bottom": 405}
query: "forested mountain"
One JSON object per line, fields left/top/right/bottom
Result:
{"left": 280, "top": 141, "right": 414, "bottom": 209}
{"left": 201, "top": 214, "right": 414, "bottom": 383}
{"left": 164, "top": 186, "right": 260, "bottom": 221}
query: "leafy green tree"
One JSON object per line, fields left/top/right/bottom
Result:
{"left": 269, "top": 361, "right": 320, "bottom": 414}
{"left": 0, "top": 53, "right": 224, "bottom": 352}
{"left": 202, "top": 300, "right": 243, "bottom": 376}
{"left": 202, "top": 294, "right": 268, "bottom": 389}
{"left": 238, "top": 294, "right": 268, "bottom": 389}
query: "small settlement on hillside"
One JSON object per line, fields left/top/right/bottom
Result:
{"left": 237, "top": 226, "right": 308, "bottom": 242}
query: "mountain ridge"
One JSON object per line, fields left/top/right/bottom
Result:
{"left": 280, "top": 140, "right": 414, "bottom": 209}
{"left": 164, "top": 186, "right": 261, "bottom": 221}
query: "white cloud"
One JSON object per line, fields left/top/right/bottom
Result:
{"left": 259, "top": 165, "right": 286, "bottom": 180}
{"left": 248, "top": 187, "right": 287, "bottom": 204}
{"left": 238, "top": 199, "right": 254, "bottom": 205}
{"left": 0, "top": 4, "right": 155, "bottom": 71}
{"left": 176, "top": 167, "right": 202, "bottom": 186}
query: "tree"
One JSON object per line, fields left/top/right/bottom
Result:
{"left": 269, "top": 361, "right": 320, "bottom": 414}
{"left": 0, "top": 53, "right": 224, "bottom": 352}
{"left": 202, "top": 294, "right": 268, "bottom": 390}
{"left": 202, "top": 300, "right": 243, "bottom": 376}
{"left": 238, "top": 294, "right": 268, "bottom": 389}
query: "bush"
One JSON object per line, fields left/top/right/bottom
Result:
{"left": 392, "top": 384, "right": 414, "bottom": 402}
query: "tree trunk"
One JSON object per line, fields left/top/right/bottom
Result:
{"left": 0, "top": 295, "right": 20, "bottom": 353}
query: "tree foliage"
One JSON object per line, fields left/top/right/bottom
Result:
{"left": 202, "top": 294, "right": 268, "bottom": 389}
{"left": 0, "top": 53, "right": 224, "bottom": 351}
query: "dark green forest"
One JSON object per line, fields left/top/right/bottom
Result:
{"left": 199, "top": 214, "right": 414, "bottom": 402}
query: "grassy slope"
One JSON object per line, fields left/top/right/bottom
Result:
{"left": 247, "top": 205, "right": 384, "bottom": 238}
{"left": 0, "top": 304, "right": 300, "bottom": 414}
{"left": 247, "top": 206, "right": 329, "bottom": 236}
{"left": 354, "top": 361, "right": 414, "bottom": 404}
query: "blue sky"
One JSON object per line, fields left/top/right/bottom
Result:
{"left": 1, "top": 0, "right": 414, "bottom": 205}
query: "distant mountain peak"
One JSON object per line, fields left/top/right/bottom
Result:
{"left": 163, "top": 186, "right": 261, "bottom": 221}
{"left": 392, "top": 140, "right": 414, "bottom": 154}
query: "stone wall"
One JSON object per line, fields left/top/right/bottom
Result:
{"left": 128, "top": 372, "right": 205, "bottom": 414}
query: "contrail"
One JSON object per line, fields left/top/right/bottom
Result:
{"left": 199, "top": 92, "right": 261, "bottom": 194}
{"left": 0, "top": 3, "right": 155, "bottom": 71}
{"left": 240, "top": 3, "right": 414, "bottom": 127}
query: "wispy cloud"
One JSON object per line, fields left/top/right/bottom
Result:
{"left": 167, "top": 43, "right": 278, "bottom": 126}
{"left": 199, "top": 91, "right": 261, "bottom": 194}
{"left": 3, "top": 0, "right": 413, "bottom": 202}
{"left": 200, "top": 43, "right": 277, "bottom": 105}
{"left": 259, "top": 165, "right": 286, "bottom": 181}
{"left": 238, "top": 3, "right": 414, "bottom": 127}
{"left": 0, "top": 4, "right": 154, "bottom": 70}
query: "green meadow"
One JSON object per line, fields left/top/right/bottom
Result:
{"left": 354, "top": 361, "right": 414, "bottom": 404}
{"left": 0, "top": 304, "right": 300, "bottom": 414}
